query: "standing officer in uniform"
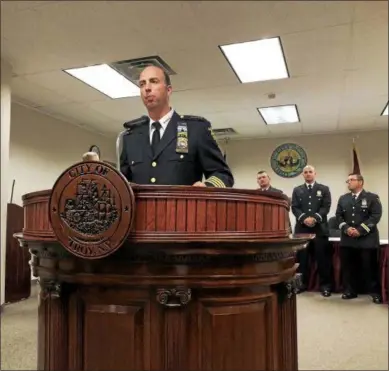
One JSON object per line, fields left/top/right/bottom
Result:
{"left": 336, "top": 173, "right": 382, "bottom": 303}
{"left": 257, "top": 170, "right": 283, "bottom": 193}
{"left": 119, "top": 65, "right": 233, "bottom": 188}
{"left": 291, "top": 165, "right": 333, "bottom": 297}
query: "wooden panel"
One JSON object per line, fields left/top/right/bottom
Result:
{"left": 5, "top": 203, "right": 31, "bottom": 303}
{"left": 278, "top": 295, "right": 298, "bottom": 371}
{"left": 79, "top": 289, "right": 150, "bottom": 371}
{"left": 150, "top": 299, "right": 198, "bottom": 370}
{"left": 199, "top": 294, "right": 277, "bottom": 371}
{"left": 38, "top": 293, "right": 68, "bottom": 371}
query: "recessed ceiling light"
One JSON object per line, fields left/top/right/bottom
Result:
{"left": 257, "top": 104, "right": 300, "bottom": 125}
{"left": 219, "top": 37, "right": 289, "bottom": 83}
{"left": 64, "top": 64, "right": 140, "bottom": 99}
{"left": 381, "top": 102, "right": 388, "bottom": 116}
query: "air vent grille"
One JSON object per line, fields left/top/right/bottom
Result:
{"left": 110, "top": 56, "right": 176, "bottom": 85}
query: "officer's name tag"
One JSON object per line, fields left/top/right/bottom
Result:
{"left": 176, "top": 122, "right": 189, "bottom": 153}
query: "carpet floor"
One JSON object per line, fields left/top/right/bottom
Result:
{"left": 1, "top": 288, "right": 388, "bottom": 370}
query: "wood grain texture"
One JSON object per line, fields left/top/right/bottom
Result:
{"left": 18, "top": 183, "right": 308, "bottom": 371}
{"left": 5, "top": 203, "right": 31, "bottom": 303}
{"left": 21, "top": 186, "right": 290, "bottom": 243}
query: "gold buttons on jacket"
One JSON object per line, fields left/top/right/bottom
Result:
{"left": 152, "top": 161, "right": 157, "bottom": 167}
{"left": 151, "top": 177, "right": 156, "bottom": 183}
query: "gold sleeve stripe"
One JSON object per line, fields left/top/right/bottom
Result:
{"left": 361, "top": 223, "right": 370, "bottom": 233}
{"left": 206, "top": 176, "right": 226, "bottom": 188}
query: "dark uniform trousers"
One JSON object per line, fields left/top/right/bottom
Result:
{"left": 292, "top": 183, "right": 333, "bottom": 290}
{"left": 119, "top": 112, "right": 234, "bottom": 188}
{"left": 336, "top": 190, "right": 382, "bottom": 295}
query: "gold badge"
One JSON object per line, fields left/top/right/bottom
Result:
{"left": 176, "top": 122, "right": 189, "bottom": 153}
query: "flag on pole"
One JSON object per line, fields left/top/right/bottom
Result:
{"left": 352, "top": 141, "right": 361, "bottom": 174}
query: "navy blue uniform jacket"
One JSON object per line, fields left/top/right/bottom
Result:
{"left": 291, "top": 183, "right": 332, "bottom": 237}
{"left": 120, "top": 112, "right": 234, "bottom": 187}
{"left": 336, "top": 190, "right": 382, "bottom": 248}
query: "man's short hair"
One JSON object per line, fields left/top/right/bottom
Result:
{"left": 163, "top": 70, "right": 171, "bottom": 86}
{"left": 349, "top": 173, "right": 364, "bottom": 182}
{"left": 257, "top": 170, "right": 268, "bottom": 175}
{"left": 140, "top": 66, "right": 171, "bottom": 86}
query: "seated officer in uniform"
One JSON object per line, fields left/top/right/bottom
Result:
{"left": 336, "top": 173, "right": 382, "bottom": 304}
{"left": 119, "top": 65, "right": 233, "bottom": 188}
{"left": 291, "top": 165, "right": 333, "bottom": 297}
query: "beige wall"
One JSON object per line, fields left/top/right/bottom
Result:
{"left": 225, "top": 130, "right": 388, "bottom": 238}
{"left": 9, "top": 107, "right": 388, "bottom": 241}
{"left": 9, "top": 103, "right": 116, "bottom": 206}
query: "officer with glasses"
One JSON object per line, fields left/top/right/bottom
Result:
{"left": 336, "top": 173, "right": 383, "bottom": 303}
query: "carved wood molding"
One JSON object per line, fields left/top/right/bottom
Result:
{"left": 276, "top": 273, "right": 302, "bottom": 303}
{"left": 156, "top": 287, "right": 192, "bottom": 308}
{"left": 39, "top": 279, "right": 62, "bottom": 300}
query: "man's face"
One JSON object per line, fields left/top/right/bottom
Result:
{"left": 257, "top": 173, "right": 270, "bottom": 188}
{"left": 303, "top": 167, "right": 316, "bottom": 182}
{"left": 139, "top": 66, "right": 172, "bottom": 110}
{"left": 346, "top": 175, "right": 362, "bottom": 191}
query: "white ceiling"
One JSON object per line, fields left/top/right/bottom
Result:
{"left": 1, "top": 0, "right": 388, "bottom": 140}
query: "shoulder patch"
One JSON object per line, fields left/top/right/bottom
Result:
{"left": 123, "top": 115, "right": 149, "bottom": 129}
{"left": 179, "top": 114, "right": 209, "bottom": 123}
{"left": 208, "top": 126, "right": 217, "bottom": 141}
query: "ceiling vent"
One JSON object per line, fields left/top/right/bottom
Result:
{"left": 110, "top": 56, "right": 176, "bottom": 86}
{"left": 213, "top": 128, "right": 238, "bottom": 137}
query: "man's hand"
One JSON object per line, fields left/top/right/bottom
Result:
{"left": 304, "top": 217, "right": 316, "bottom": 227}
{"left": 346, "top": 227, "right": 359, "bottom": 237}
{"left": 192, "top": 181, "right": 206, "bottom": 187}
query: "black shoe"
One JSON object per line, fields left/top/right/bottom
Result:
{"left": 321, "top": 289, "right": 331, "bottom": 297}
{"left": 371, "top": 294, "right": 383, "bottom": 304}
{"left": 341, "top": 292, "right": 358, "bottom": 300}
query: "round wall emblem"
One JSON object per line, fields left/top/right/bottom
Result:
{"left": 270, "top": 143, "right": 308, "bottom": 178}
{"left": 49, "top": 161, "right": 135, "bottom": 259}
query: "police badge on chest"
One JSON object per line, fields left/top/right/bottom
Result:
{"left": 176, "top": 122, "right": 189, "bottom": 154}
{"left": 361, "top": 198, "right": 368, "bottom": 208}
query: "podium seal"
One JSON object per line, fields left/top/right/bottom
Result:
{"left": 49, "top": 161, "right": 135, "bottom": 259}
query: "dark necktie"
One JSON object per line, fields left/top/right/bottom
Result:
{"left": 352, "top": 194, "right": 357, "bottom": 202}
{"left": 151, "top": 121, "right": 161, "bottom": 155}
{"left": 308, "top": 184, "right": 312, "bottom": 191}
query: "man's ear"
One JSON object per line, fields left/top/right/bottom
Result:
{"left": 167, "top": 85, "right": 173, "bottom": 97}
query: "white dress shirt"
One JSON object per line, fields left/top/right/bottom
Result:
{"left": 149, "top": 108, "right": 174, "bottom": 143}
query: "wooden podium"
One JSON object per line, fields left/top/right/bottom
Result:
{"left": 15, "top": 161, "right": 310, "bottom": 371}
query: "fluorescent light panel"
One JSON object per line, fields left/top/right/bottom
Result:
{"left": 64, "top": 64, "right": 140, "bottom": 99}
{"left": 220, "top": 37, "right": 289, "bottom": 83}
{"left": 381, "top": 102, "right": 388, "bottom": 116}
{"left": 258, "top": 104, "right": 299, "bottom": 125}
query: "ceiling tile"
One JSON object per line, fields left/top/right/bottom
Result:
{"left": 11, "top": 76, "right": 72, "bottom": 107}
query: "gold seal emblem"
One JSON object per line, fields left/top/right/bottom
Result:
{"left": 49, "top": 161, "right": 135, "bottom": 259}
{"left": 270, "top": 143, "right": 308, "bottom": 178}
